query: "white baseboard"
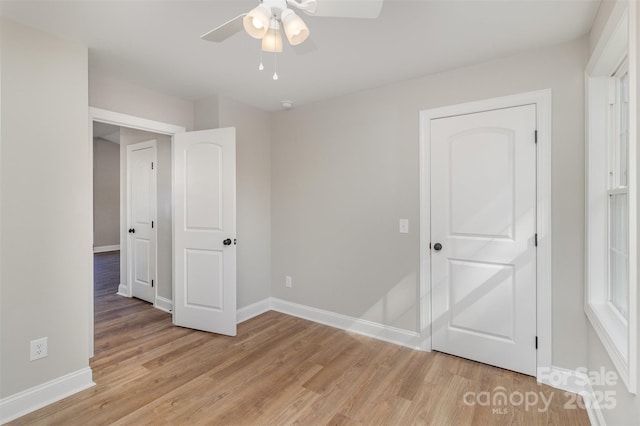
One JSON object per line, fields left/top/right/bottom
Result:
{"left": 237, "top": 298, "right": 273, "bottom": 323}
{"left": 538, "top": 366, "right": 605, "bottom": 426}
{"left": 582, "top": 379, "right": 606, "bottom": 426}
{"left": 271, "top": 298, "right": 422, "bottom": 350}
{"left": 0, "top": 367, "right": 94, "bottom": 424}
{"left": 233, "top": 297, "right": 421, "bottom": 350}
{"left": 93, "top": 245, "right": 120, "bottom": 253}
{"left": 155, "top": 296, "right": 173, "bottom": 313}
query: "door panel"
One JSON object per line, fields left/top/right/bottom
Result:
{"left": 173, "top": 128, "right": 236, "bottom": 336}
{"left": 448, "top": 260, "right": 515, "bottom": 340}
{"left": 431, "top": 105, "right": 537, "bottom": 376}
{"left": 185, "top": 249, "right": 223, "bottom": 309}
{"left": 186, "top": 143, "right": 223, "bottom": 230}
{"left": 127, "top": 140, "right": 156, "bottom": 304}
{"left": 450, "top": 129, "right": 515, "bottom": 239}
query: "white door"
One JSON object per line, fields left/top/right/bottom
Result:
{"left": 173, "top": 128, "right": 237, "bottom": 336}
{"left": 431, "top": 105, "right": 537, "bottom": 376}
{"left": 127, "top": 140, "right": 157, "bottom": 304}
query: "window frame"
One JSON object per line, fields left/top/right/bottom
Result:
{"left": 607, "top": 59, "right": 630, "bottom": 321}
{"left": 585, "top": 1, "right": 637, "bottom": 393}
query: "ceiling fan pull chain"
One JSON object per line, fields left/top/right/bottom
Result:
{"left": 273, "top": 51, "right": 278, "bottom": 80}
{"left": 258, "top": 49, "right": 264, "bottom": 71}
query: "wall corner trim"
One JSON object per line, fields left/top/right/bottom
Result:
{"left": 0, "top": 367, "right": 94, "bottom": 424}
{"left": 538, "top": 366, "right": 606, "bottom": 426}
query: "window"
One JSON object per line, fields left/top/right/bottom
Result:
{"left": 585, "top": 2, "right": 636, "bottom": 393}
{"left": 608, "top": 60, "right": 629, "bottom": 321}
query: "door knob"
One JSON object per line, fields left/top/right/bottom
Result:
{"left": 223, "top": 238, "right": 232, "bottom": 246}
{"left": 433, "top": 243, "right": 443, "bottom": 251}
{"left": 128, "top": 228, "right": 136, "bottom": 234}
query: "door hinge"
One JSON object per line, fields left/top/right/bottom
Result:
{"left": 535, "top": 336, "right": 538, "bottom": 349}
{"left": 534, "top": 233, "right": 538, "bottom": 247}
{"left": 151, "top": 279, "right": 154, "bottom": 288}
{"left": 152, "top": 220, "right": 154, "bottom": 229}
{"left": 151, "top": 162, "right": 154, "bottom": 170}
{"left": 534, "top": 130, "right": 538, "bottom": 144}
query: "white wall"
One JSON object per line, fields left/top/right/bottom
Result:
{"left": 586, "top": 2, "right": 640, "bottom": 424}
{"left": 119, "top": 128, "right": 173, "bottom": 302}
{"left": 89, "top": 72, "right": 195, "bottom": 131}
{"left": 93, "top": 137, "right": 120, "bottom": 248}
{"left": 271, "top": 36, "right": 589, "bottom": 369}
{"left": 217, "top": 96, "right": 272, "bottom": 307}
{"left": 0, "top": 18, "right": 90, "bottom": 397}
{"left": 194, "top": 95, "right": 219, "bottom": 130}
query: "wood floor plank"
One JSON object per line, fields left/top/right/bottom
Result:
{"left": 8, "top": 252, "right": 590, "bottom": 425}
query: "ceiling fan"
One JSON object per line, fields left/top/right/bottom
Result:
{"left": 201, "top": 0, "right": 383, "bottom": 79}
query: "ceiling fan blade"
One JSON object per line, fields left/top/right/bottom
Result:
{"left": 292, "top": 37, "right": 318, "bottom": 55}
{"left": 304, "top": 0, "right": 383, "bottom": 18}
{"left": 201, "top": 14, "right": 246, "bottom": 42}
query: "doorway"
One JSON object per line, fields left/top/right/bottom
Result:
{"left": 88, "top": 108, "right": 238, "bottom": 358}
{"left": 88, "top": 109, "right": 185, "bottom": 357}
{"left": 430, "top": 104, "right": 537, "bottom": 375}
{"left": 91, "top": 121, "right": 173, "bottom": 309}
{"left": 419, "top": 90, "right": 552, "bottom": 380}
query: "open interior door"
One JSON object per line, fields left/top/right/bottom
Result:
{"left": 173, "top": 127, "right": 236, "bottom": 336}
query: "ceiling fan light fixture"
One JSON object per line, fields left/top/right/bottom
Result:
{"left": 243, "top": 4, "right": 271, "bottom": 39}
{"left": 280, "top": 9, "right": 309, "bottom": 45}
{"left": 261, "top": 20, "right": 283, "bottom": 53}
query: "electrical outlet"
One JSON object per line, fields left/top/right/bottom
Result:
{"left": 285, "top": 276, "right": 292, "bottom": 288}
{"left": 30, "top": 337, "right": 48, "bottom": 361}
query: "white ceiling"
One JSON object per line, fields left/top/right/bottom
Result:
{"left": 0, "top": 0, "right": 600, "bottom": 111}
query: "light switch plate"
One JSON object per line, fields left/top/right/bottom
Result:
{"left": 399, "top": 219, "right": 409, "bottom": 234}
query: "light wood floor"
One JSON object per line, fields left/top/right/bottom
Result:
{"left": 11, "top": 252, "right": 589, "bottom": 425}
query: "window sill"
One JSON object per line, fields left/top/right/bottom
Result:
{"left": 586, "top": 301, "right": 634, "bottom": 392}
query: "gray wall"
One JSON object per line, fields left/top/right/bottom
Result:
{"left": 89, "top": 72, "right": 195, "bottom": 131}
{"left": 93, "top": 137, "right": 120, "bottom": 248}
{"left": 586, "top": 2, "right": 640, "bottom": 424}
{"left": 271, "top": 36, "right": 589, "bottom": 369}
{"left": 195, "top": 95, "right": 219, "bottom": 130}
{"left": 156, "top": 135, "right": 173, "bottom": 301}
{"left": 218, "top": 96, "right": 272, "bottom": 307}
{"left": 119, "top": 128, "right": 173, "bottom": 302}
{"left": 0, "top": 18, "right": 90, "bottom": 397}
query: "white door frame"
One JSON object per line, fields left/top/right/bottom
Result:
{"left": 419, "top": 89, "right": 552, "bottom": 381}
{"left": 88, "top": 107, "right": 186, "bottom": 358}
